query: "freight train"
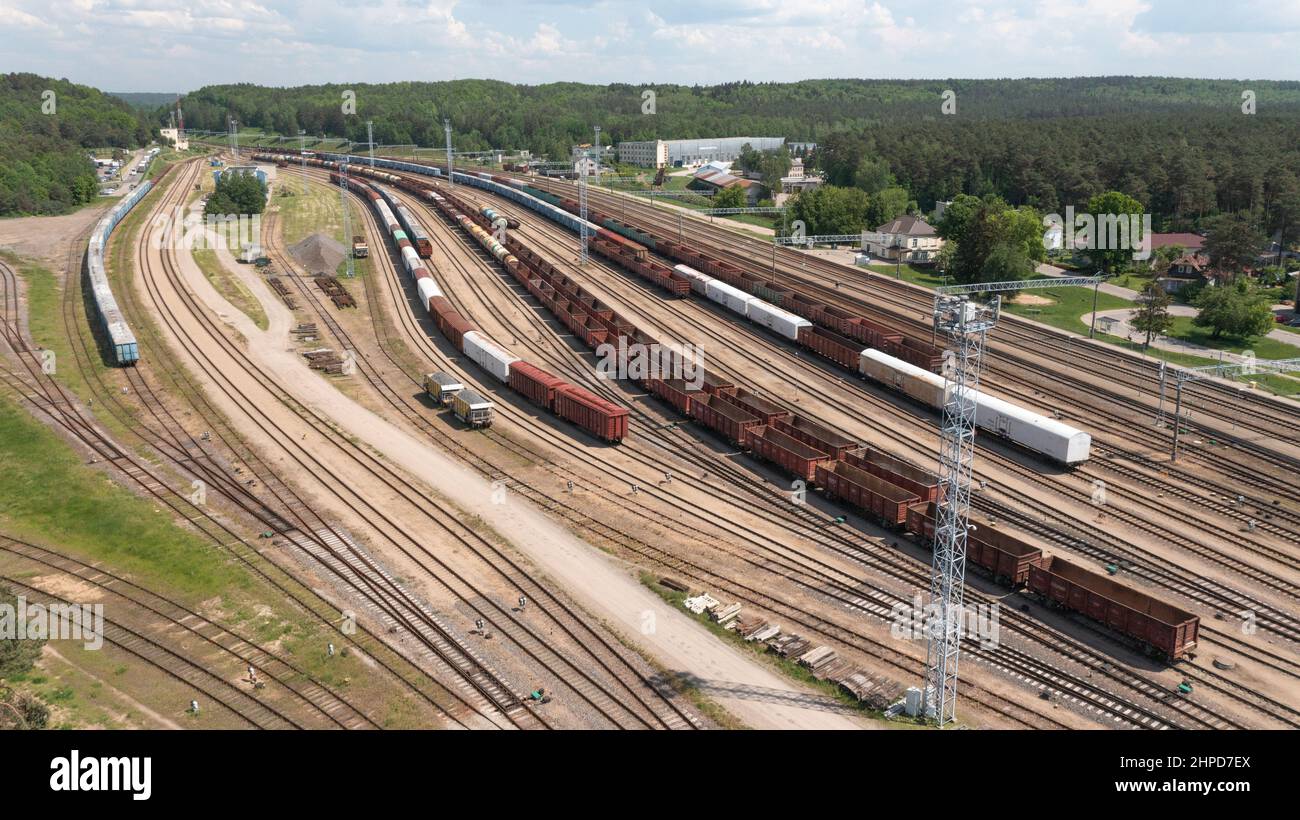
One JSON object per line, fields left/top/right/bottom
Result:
{"left": 87, "top": 179, "right": 154, "bottom": 365}
{"left": 259, "top": 149, "right": 1188, "bottom": 665}
{"left": 906, "top": 502, "right": 1199, "bottom": 661}
{"left": 258, "top": 148, "right": 1090, "bottom": 464}
{"left": 329, "top": 167, "right": 628, "bottom": 443}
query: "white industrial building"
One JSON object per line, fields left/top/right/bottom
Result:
{"left": 618, "top": 137, "right": 785, "bottom": 168}
{"left": 159, "top": 127, "right": 189, "bottom": 150}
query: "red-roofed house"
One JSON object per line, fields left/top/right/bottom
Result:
{"left": 1150, "top": 232, "right": 1205, "bottom": 253}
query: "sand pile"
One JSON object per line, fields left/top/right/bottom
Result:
{"left": 288, "top": 233, "right": 347, "bottom": 275}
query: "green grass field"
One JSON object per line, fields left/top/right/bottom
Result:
{"left": 274, "top": 176, "right": 372, "bottom": 279}
{"left": 1001, "top": 284, "right": 1134, "bottom": 334}
{"left": 867, "top": 263, "right": 949, "bottom": 289}
{"left": 0, "top": 388, "right": 249, "bottom": 602}
{"left": 1162, "top": 315, "right": 1300, "bottom": 360}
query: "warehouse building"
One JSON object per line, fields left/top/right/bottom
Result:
{"left": 618, "top": 137, "right": 785, "bottom": 168}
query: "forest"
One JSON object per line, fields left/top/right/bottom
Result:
{"left": 0, "top": 73, "right": 154, "bottom": 216}
{"left": 168, "top": 77, "right": 1300, "bottom": 233}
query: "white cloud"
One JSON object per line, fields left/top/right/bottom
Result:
{"left": 1, "top": 0, "right": 1295, "bottom": 90}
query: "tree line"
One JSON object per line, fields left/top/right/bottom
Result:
{"left": 0, "top": 73, "right": 154, "bottom": 216}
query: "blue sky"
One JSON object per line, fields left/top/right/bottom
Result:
{"left": 2, "top": 0, "right": 1298, "bottom": 91}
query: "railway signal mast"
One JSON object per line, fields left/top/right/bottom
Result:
{"left": 926, "top": 275, "right": 1102, "bottom": 725}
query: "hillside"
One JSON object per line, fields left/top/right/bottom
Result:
{"left": 0, "top": 73, "right": 154, "bottom": 216}
{"left": 110, "top": 91, "right": 180, "bottom": 111}
{"left": 170, "top": 77, "right": 1300, "bottom": 229}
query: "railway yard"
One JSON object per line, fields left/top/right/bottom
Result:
{"left": 3, "top": 147, "right": 1299, "bottom": 735}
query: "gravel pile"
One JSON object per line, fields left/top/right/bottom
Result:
{"left": 288, "top": 233, "right": 346, "bottom": 275}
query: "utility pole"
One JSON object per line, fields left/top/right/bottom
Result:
{"left": 444, "top": 119, "right": 453, "bottom": 186}
{"left": 1088, "top": 271, "right": 1103, "bottom": 339}
{"left": 367, "top": 120, "right": 375, "bottom": 167}
{"left": 298, "top": 129, "right": 307, "bottom": 196}
{"left": 593, "top": 125, "right": 601, "bottom": 188}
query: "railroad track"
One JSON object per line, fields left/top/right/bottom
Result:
{"left": 297, "top": 167, "right": 1075, "bottom": 728}
{"left": 126, "top": 164, "right": 699, "bottom": 730}
{"left": 0, "top": 175, "right": 508, "bottom": 730}
{"left": 0, "top": 572, "right": 300, "bottom": 728}
{"left": 0, "top": 533, "right": 378, "bottom": 729}
{"left": 441, "top": 178, "right": 1300, "bottom": 727}
{"left": 551, "top": 178, "right": 1300, "bottom": 520}
{"left": 479, "top": 184, "right": 1300, "bottom": 645}
{"left": 258, "top": 204, "right": 699, "bottom": 732}
{"left": 335, "top": 171, "right": 1279, "bottom": 732}
{"left": 566, "top": 179, "right": 1300, "bottom": 448}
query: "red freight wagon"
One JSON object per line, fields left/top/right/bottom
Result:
{"left": 647, "top": 377, "right": 701, "bottom": 416}
{"left": 575, "top": 294, "right": 614, "bottom": 321}
{"left": 1028, "top": 556, "right": 1200, "bottom": 660}
{"left": 905, "top": 502, "right": 1042, "bottom": 586}
{"left": 440, "top": 313, "right": 475, "bottom": 351}
{"left": 797, "top": 325, "right": 864, "bottom": 370}
{"left": 700, "top": 372, "right": 737, "bottom": 396}
{"left": 649, "top": 263, "right": 690, "bottom": 296}
{"left": 738, "top": 273, "right": 763, "bottom": 295}
{"left": 888, "top": 337, "right": 944, "bottom": 372}
{"left": 844, "top": 448, "right": 940, "bottom": 503}
{"left": 692, "top": 394, "right": 762, "bottom": 447}
{"left": 509, "top": 361, "right": 567, "bottom": 409}
{"left": 573, "top": 314, "right": 609, "bottom": 348}
{"left": 820, "top": 305, "right": 856, "bottom": 334}
{"left": 596, "top": 228, "right": 649, "bottom": 261}
{"left": 750, "top": 425, "right": 832, "bottom": 482}
{"left": 816, "top": 461, "right": 919, "bottom": 527}
{"left": 845, "top": 317, "right": 904, "bottom": 349}
{"left": 972, "top": 526, "right": 1046, "bottom": 587}
{"left": 716, "top": 388, "right": 790, "bottom": 425}
{"left": 553, "top": 300, "right": 575, "bottom": 332}
{"left": 772, "top": 415, "right": 858, "bottom": 459}
{"left": 789, "top": 294, "right": 826, "bottom": 321}
{"left": 554, "top": 384, "right": 628, "bottom": 443}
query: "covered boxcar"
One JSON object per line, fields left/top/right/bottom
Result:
{"left": 554, "top": 384, "right": 628, "bottom": 443}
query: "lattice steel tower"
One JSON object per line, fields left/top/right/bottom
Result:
{"left": 298, "top": 130, "right": 307, "bottom": 196}
{"left": 338, "top": 163, "right": 355, "bottom": 278}
{"left": 924, "top": 293, "right": 999, "bottom": 726}
{"left": 576, "top": 144, "right": 590, "bottom": 266}
{"left": 444, "top": 119, "right": 453, "bottom": 186}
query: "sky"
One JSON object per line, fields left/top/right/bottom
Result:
{"left": 2, "top": 0, "right": 1298, "bottom": 92}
